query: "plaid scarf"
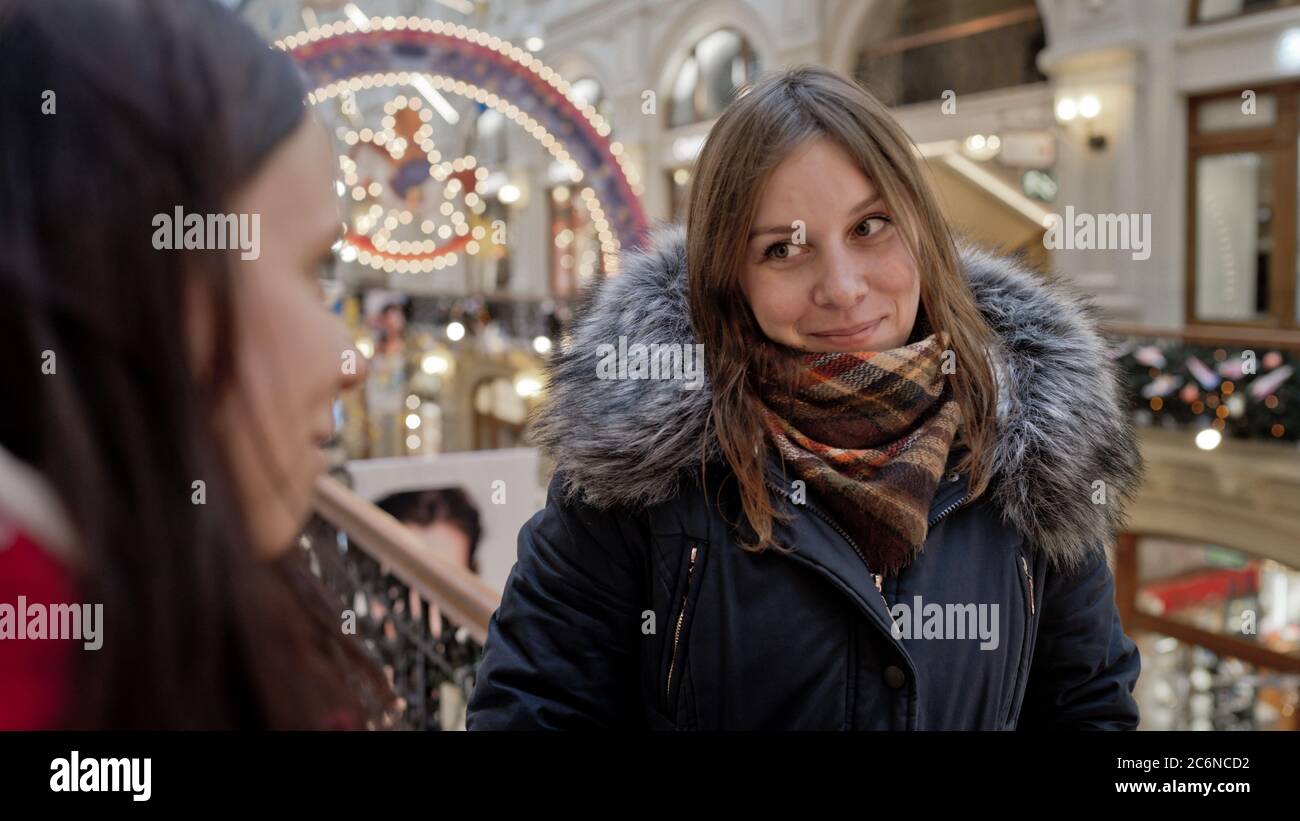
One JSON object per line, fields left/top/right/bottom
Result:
{"left": 758, "top": 333, "right": 962, "bottom": 578}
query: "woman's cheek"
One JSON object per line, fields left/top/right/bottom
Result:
{"left": 758, "top": 278, "right": 803, "bottom": 326}
{"left": 872, "top": 238, "right": 920, "bottom": 293}
{"left": 882, "top": 263, "right": 918, "bottom": 295}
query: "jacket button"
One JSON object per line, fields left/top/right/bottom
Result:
{"left": 883, "top": 665, "right": 906, "bottom": 689}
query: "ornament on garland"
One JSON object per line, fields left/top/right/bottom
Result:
{"left": 1115, "top": 340, "right": 1299, "bottom": 442}
{"left": 337, "top": 94, "right": 495, "bottom": 275}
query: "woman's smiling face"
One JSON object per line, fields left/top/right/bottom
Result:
{"left": 739, "top": 136, "right": 920, "bottom": 353}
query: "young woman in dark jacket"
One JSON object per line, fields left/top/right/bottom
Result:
{"left": 467, "top": 65, "right": 1143, "bottom": 730}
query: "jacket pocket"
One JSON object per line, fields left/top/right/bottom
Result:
{"left": 1001, "top": 551, "right": 1038, "bottom": 727}
{"left": 661, "top": 542, "right": 704, "bottom": 725}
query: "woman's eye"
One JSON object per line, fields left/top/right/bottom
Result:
{"left": 761, "top": 240, "right": 804, "bottom": 261}
{"left": 854, "top": 215, "right": 891, "bottom": 238}
{"left": 311, "top": 257, "right": 333, "bottom": 301}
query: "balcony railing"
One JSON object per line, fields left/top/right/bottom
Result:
{"left": 1104, "top": 323, "right": 1300, "bottom": 727}
{"left": 300, "top": 473, "right": 501, "bottom": 730}
{"left": 1102, "top": 322, "right": 1300, "bottom": 351}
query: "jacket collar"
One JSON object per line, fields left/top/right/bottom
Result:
{"left": 532, "top": 223, "right": 1143, "bottom": 572}
{"left": 0, "top": 444, "right": 79, "bottom": 567}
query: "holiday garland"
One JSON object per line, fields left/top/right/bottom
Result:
{"left": 1111, "top": 338, "right": 1299, "bottom": 443}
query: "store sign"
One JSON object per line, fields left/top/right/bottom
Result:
{"left": 999, "top": 130, "right": 1055, "bottom": 168}
{"left": 1022, "top": 169, "right": 1057, "bottom": 202}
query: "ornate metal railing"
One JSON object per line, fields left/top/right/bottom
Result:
{"left": 300, "top": 473, "right": 501, "bottom": 730}
{"left": 1100, "top": 323, "right": 1300, "bottom": 728}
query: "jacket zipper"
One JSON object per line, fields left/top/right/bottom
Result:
{"left": 1021, "top": 555, "right": 1035, "bottom": 615}
{"left": 768, "top": 481, "right": 891, "bottom": 611}
{"left": 665, "top": 545, "right": 698, "bottom": 702}
{"left": 928, "top": 492, "right": 969, "bottom": 529}
{"left": 1003, "top": 553, "right": 1038, "bottom": 726}
{"left": 766, "top": 479, "right": 972, "bottom": 620}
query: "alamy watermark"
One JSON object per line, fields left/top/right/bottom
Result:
{"left": 151, "top": 206, "right": 260, "bottom": 260}
{"left": 50, "top": 751, "right": 150, "bottom": 802}
{"left": 0, "top": 597, "right": 103, "bottom": 650}
{"left": 595, "top": 335, "right": 705, "bottom": 390}
{"left": 1043, "top": 205, "right": 1151, "bottom": 261}
{"left": 888, "top": 595, "right": 1000, "bottom": 650}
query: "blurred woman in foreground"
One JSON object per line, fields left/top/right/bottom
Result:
{"left": 0, "top": 0, "right": 392, "bottom": 728}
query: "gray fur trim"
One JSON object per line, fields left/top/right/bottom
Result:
{"left": 961, "top": 244, "right": 1143, "bottom": 570}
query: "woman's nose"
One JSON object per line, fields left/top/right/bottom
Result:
{"left": 813, "top": 249, "right": 869, "bottom": 310}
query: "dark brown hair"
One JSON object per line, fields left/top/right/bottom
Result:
{"left": 686, "top": 65, "right": 1000, "bottom": 553}
{"left": 378, "top": 488, "right": 482, "bottom": 574}
{"left": 0, "top": 0, "right": 393, "bottom": 728}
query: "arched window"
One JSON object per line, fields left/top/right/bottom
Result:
{"left": 569, "top": 76, "right": 611, "bottom": 124}
{"left": 667, "top": 28, "right": 759, "bottom": 128}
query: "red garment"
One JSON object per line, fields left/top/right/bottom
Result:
{"left": 0, "top": 519, "right": 368, "bottom": 730}
{"left": 0, "top": 528, "right": 366, "bottom": 730}
{"left": 0, "top": 527, "right": 78, "bottom": 729}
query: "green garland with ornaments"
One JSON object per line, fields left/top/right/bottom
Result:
{"left": 1113, "top": 339, "right": 1298, "bottom": 442}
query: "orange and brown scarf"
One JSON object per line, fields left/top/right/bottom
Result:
{"left": 759, "top": 333, "right": 962, "bottom": 578}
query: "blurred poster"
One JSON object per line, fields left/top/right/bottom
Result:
{"left": 345, "top": 447, "right": 542, "bottom": 595}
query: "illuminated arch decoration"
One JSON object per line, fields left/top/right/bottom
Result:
{"left": 337, "top": 93, "right": 493, "bottom": 274}
{"left": 277, "top": 16, "right": 649, "bottom": 273}
{"left": 340, "top": 148, "right": 488, "bottom": 273}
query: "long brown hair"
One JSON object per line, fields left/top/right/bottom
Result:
{"left": 687, "top": 65, "right": 1000, "bottom": 553}
{"left": 0, "top": 0, "right": 393, "bottom": 728}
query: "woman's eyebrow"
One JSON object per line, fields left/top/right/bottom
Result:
{"left": 847, "top": 194, "right": 883, "bottom": 215}
{"left": 747, "top": 194, "right": 887, "bottom": 240}
{"left": 747, "top": 223, "right": 794, "bottom": 240}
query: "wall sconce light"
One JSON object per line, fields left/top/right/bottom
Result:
{"left": 1055, "top": 93, "right": 1106, "bottom": 151}
{"left": 962, "top": 133, "right": 1001, "bottom": 162}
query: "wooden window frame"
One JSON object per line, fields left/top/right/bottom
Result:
{"left": 1186, "top": 81, "right": 1300, "bottom": 330}
{"left": 1190, "top": 0, "right": 1300, "bottom": 26}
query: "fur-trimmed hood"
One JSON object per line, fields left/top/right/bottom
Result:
{"left": 531, "top": 223, "right": 1143, "bottom": 570}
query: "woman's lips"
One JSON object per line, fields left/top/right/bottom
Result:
{"left": 313, "top": 429, "right": 341, "bottom": 449}
{"left": 807, "top": 317, "right": 885, "bottom": 348}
